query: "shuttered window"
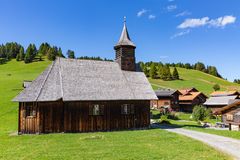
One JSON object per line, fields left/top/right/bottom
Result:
{"left": 89, "top": 104, "right": 104, "bottom": 116}
{"left": 121, "top": 104, "right": 134, "bottom": 115}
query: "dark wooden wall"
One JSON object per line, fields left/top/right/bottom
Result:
{"left": 18, "top": 100, "right": 150, "bottom": 134}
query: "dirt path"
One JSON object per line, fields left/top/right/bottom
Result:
{"left": 161, "top": 126, "right": 240, "bottom": 160}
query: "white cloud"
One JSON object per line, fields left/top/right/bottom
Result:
{"left": 171, "top": 30, "right": 190, "bottom": 39}
{"left": 178, "top": 15, "right": 236, "bottom": 29}
{"left": 209, "top": 15, "right": 236, "bottom": 27}
{"left": 159, "top": 55, "right": 169, "bottom": 59}
{"left": 178, "top": 17, "right": 209, "bottom": 29}
{"left": 148, "top": 15, "right": 156, "bottom": 19}
{"left": 137, "top": 9, "right": 147, "bottom": 17}
{"left": 175, "top": 11, "right": 191, "bottom": 17}
{"left": 167, "top": 5, "right": 177, "bottom": 12}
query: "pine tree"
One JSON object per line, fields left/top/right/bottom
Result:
{"left": 67, "top": 50, "right": 75, "bottom": 59}
{"left": 31, "top": 44, "right": 37, "bottom": 58}
{"left": 24, "top": 52, "right": 31, "bottom": 63}
{"left": 172, "top": 67, "right": 179, "bottom": 80}
{"left": 16, "top": 54, "right": 20, "bottom": 61}
{"left": 158, "top": 65, "right": 164, "bottom": 79}
{"left": 58, "top": 47, "right": 64, "bottom": 57}
{"left": 150, "top": 63, "right": 157, "bottom": 79}
{"left": 24, "top": 44, "right": 34, "bottom": 63}
{"left": 19, "top": 47, "right": 24, "bottom": 61}
{"left": 143, "top": 66, "right": 150, "bottom": 77}
{"left": 47, "top": 48, "right": 57, "bottom": 61}
{"left": 162, "top": 65, "right": 172, "bottom": 81}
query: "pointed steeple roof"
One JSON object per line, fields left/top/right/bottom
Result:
{"left": 115, "top": 17, "right": 136, "bottom": 48}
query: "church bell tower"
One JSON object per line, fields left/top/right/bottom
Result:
{"left": 114, "top": 17, "right": 136, "bottom": 71}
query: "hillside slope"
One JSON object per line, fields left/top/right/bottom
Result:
{"left": 149, "top": 67, "right": 240, "bottom": 95}
{"left": 0, "top": 59, "right": 51, "bottom": 132}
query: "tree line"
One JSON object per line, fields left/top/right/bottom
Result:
{"left": 168, "top": 62, "right": 222, "bottom": 78}
{"left": 139, "top": 61, "right": 222, "bottom": 80}
{"left": 0, "top": 42, "right": 112, "bottom": 64}
{"left": 234, "top": 79, "right": 240, "bottom": 84}
{"left": 139, "top": 62, "right": 179, "bottom": 81}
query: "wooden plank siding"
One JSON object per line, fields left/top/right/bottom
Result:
{"left": 18, "top": 100, "right": 150, "bottom": 134}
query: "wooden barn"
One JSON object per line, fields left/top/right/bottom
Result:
{"left": 13, "top": 20, "right": 157, "bottom": 134}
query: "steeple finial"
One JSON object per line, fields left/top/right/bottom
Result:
{"left": 124, "top": 16, "right": 126, "bottom": 23}
{"left": 114, "top": 17, "right": 136, "bottom": 48}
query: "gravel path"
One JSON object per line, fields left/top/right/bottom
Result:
{"left": 160, "top": 126, "right": 240, "bottom": 160}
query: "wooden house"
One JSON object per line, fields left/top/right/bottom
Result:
{"left": 178, "top": 88, "right": 207, "bottom": 112}
{"left": 151, "top": 89, "right": 182, "bottom": 111}
{"left": 204, "top": 91, "right": 240, "bottom": 112}
{"left": 13, "top": 20, "right": 157, "bottom": 134}
{"left": 214, "top": 100, "right": 240, "bottom": 131}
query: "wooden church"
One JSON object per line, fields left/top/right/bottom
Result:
{"left": 13, "top": 19, "right": 157, "bottom": 134}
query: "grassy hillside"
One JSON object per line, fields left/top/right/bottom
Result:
{"left": 0, "top": 60, "right": 231, "bottom": 159}
{"left": 149, "top": 67, "right": 240, "bottom": 95}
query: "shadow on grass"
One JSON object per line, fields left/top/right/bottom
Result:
{"left": 152, "top": 113, "right": 161, "bottom": 120}
{"left": 151, "top": 122, "right": 204, "bottom": 130}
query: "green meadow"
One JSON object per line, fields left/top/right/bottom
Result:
{"left": 0, "top": 59, "right": 232, "bottom": 160}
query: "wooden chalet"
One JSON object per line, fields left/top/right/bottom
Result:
{"left": 178, "top": 88, "right": 207, "bottom": 112}
{"left": 214, "top": 100, "right": 240, "bottom": 131}
{"left": 151, "top": 89, "right": 182, "bottom": 111}
{"left": 204, "top": 91, "right": 240, "bottom": 112}
{"left": 13, "top": 20, "right": 157, "bottom": 134}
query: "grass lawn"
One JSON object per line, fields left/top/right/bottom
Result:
{"left": 0, "top": 129, "right": 231, "bottom": 160}
{"left": 0, "top": 59, "right": 233, "bottom": 159}
{"left": 149, "top": 67, "right": 240, "bottom": 95}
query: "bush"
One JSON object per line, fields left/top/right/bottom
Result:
{"left": 0, "top": 58, "right": 6, "bottom": 64}
{"left": 159, "top": 115, "right": 171, "bottom": 124}
{"left": 213, "top": 84, "right": 220, "bottom": 91}
{"left": 192, "top": 105, "right": 211, "bottom": 122}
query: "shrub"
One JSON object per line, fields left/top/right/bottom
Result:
{"left": 159, "top": 115, "right": 171, "bottom": 124}
{"left": 213, "top": 84, "right": 220, "bottom": 91}
{"left": 0, "top": 58, "right": 6, "bottom": 64}
{"left": 192, "top": 105, "right": 211, "bottom": 122}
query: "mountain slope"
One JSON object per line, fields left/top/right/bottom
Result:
{"left": 149, "top": 67, "right": 240, "bottom": 95}
{"left": 0, "top": 59, "right": 51, "bottom": 132}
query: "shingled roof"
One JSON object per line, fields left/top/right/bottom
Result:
{"left": 155, "top": 89, "right": 181, "bottom": 97}
{"left": 204, "top": 95, "right": 238, "bottom": 106}
{"left": 13, "top": 58, "right": 157, "bottom": 102}
{"left": 114, "top": 19, "right": 136, "bottom": 48}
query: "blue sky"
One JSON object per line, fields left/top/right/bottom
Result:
{"left": 0, "top": 0, "right": 240, "bottom": 81}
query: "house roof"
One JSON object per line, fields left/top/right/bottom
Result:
{"left": 204, "top": 95, "right": 238, "bottom": 106}
{"left": 114, "top": 19, "right": 136, "bottom": 48}
{"left": 214, "top": 100, "right": 240, "bottom": 115}
{"left": 155, "top": 89, "right": 181, "bottom": 97}
{"left": 210, "top": 91, "right": 239, "bottom": 97}
{"left": 179, "top": 92, "right": 206, "bottom": 101}
{"left": 13, "top": 58, "right": 157, "bottom": 102}
{"left": 178, "top": 88, "right": 199, "bottom": 95}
